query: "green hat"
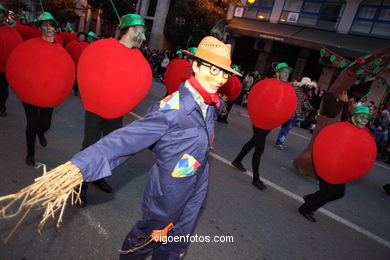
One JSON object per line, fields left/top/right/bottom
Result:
{"left": 67, "top": 27, "right": 73, "bottom": 32}
{"left": 119, "top": 14, "right": 144, "bottom": 30}
{"left": 33, "top": 19, "right": 38, "bottom": 23}
{"left": 352, "top": 105, "right": 370, "bottom": 116}
{"left": 187, "top": 47, "right": 198, "bottom": 55}
{"left": 272, "top": 62, "right": 293, "bottom": 73}
{"left": 20, "top": 15, "right": 26, "bottom": 20}
{"left": 0, "top": 4, "right": 8, "bottom": 13}
{"left": 231, "top": 64, "right": 240, "bottom": 73}
{"left": 87, "top": 31, "right": 96, "bottom": 38}
{"left": 176, "top": 50, "right": 182, "bottom": 55}
{"left": 38, "top": 12, "right": 59, "bottom": 28}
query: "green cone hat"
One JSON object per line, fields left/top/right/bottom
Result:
{"left": 87, "top": 31, "right": 96, "bottom": 38}
{"left": 119, "top": 14, "right": 144, "bottom": 30}
{"left": 231, "top": 64, "right": 240, "bottom": 73}
{"left": 38, "top": 12, "right": 59, "bottom": 28}
{"left": 352, "top": 105, "right": 370, "bottom": 115}
{"left": 187, "top": 47, "right": 198, "bottom": 55}
{"left": 272, "top": 62, "right": 293, "bottom": 73}
{"left": 0, "top": 5, "right": 8, "bottom": 13}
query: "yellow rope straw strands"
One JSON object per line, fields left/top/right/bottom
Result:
{"left": 0, "top": 162, "right": 83, "bottom": 243}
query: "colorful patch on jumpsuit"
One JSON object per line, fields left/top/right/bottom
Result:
{"left": 159, "top": 91, "right": 179, "bottom": 111}
{"left": 172, "top": 154, "right": 201, "bottom": 177}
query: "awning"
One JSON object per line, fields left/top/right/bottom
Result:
{"left": 227, "top": 18, "right": 390, "bottom": 58}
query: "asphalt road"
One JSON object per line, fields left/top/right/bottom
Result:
{"left": 1, "top": 79, "right": 389, "bottom": 260}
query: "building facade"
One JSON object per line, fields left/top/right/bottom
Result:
{"left": 226, "top": 0, "right": 389, "bottom": 105}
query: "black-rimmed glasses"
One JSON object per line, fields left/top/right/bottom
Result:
{"left": 200, "top": 61, "right": 231, "bottom": 79}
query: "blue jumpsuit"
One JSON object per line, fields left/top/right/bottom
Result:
{"left": 71, "top": 83, "right": 221, "bottom": 259}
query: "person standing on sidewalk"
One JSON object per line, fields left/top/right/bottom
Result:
{"left": 231, "top": 62, "right": 293, "bottom": 190}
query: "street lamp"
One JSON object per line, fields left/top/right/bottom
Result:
{"left": 248, "top": 0, "right": 256, "bottom": 4}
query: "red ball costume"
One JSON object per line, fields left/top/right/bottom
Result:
{"left": 163, "top": 58, "right": 191, "bottom": 94}
{"left": 218, "top": 75, "right": 241, "bottom": 101}
{"left": 0, "top": 25, "right": 23, "bottom": 73}
{"left": 313, "top": 121, "right": 376, "bottom": 184}
{"left": 77, "top": 38, "right": 152, "bottom": 119}
{"left": 247, "top": 78, "right": 297, "bottom": 129}
{"left": 6, "top": 37, "right": 75, "bottom": 107}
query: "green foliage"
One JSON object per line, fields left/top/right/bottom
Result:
{"left": 88, "top": 0, "right": 137, "bottom": 24}
{"left": 3, "top": 0, "right": 30, "bottom": 15}
{"left": 165, "top": 0, "right": 239, "bottom": 49}
{"left": 31, "top": 0, "right": 79, "bottom": 24}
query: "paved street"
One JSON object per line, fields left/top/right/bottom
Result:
{"left": 1, "top": 79, "right": 389, "bottom": 260}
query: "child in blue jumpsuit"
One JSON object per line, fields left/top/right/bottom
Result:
{"left": 70, "top": 36, "right": 242, "bottom": 259}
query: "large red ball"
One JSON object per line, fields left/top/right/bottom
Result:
{"left": 219, "top": 75, "right": 242, "bottom": 101}
{"left": 0, "top": 25, "right": 23, "bottom": 73}
{"left": 54, "top": 34, "right": 63, "bottom": 46}
{"left": 6, "top": 37, "right": 75, "bottom": 107}
{"left": 247, "top": 78, "right": 297, "bottom": 129}
{"left": 163, "top": 58, "right": 191, "bottom": 94}
{"left": 77, "top": 38, "right": 152, "bottom": 119}
{"left": 59, "top": 32, "right": 77, "bottom": 46}
{"left": 65, "top": 41, "right": 89, "bottom": 67}
{"left": 14, "top": 23, "right": 40, "bottom": 41}
{"left": 313, "top": 122, "right": 376, "bottom": 184}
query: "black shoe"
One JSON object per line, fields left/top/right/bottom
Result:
{"left": 303, "top": 195, "right": 309, "bottom": 202}
{"left": 25, "top": 155, "right": 37, "bottom": 167}
{"left": 252, "top": 180, "right": 267, "bottom": 190}
{"left": 0, "top": 107, "right": 6, "bottom": 117}
{"left": 222, "top": 119, "right": 229, "bottom": 124}
{"left": 93, "top": 179, "right": 113, "bottom": 193}
{"left": 231, "top": 160, "right": 246, "bottom": 172}
{"left": 298, "top": 208, "right": 316, "bottom": 222}
{"left": 383, "top": 184, "right": 390, "bottom": 196}
{"left": 38, "top": 134, "right": 47, "bottom": 147}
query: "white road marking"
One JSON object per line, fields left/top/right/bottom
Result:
{"left": 209, "top": 152, "right": 390, "bottom": 249}
{"left": 129, "top": 111, "right": 390, "bottom": 249}
{"left": 82, "top": 211, "right": 109, "bottom": 239}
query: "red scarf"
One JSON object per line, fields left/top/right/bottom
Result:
{"left": 188, "top": 76, "right": 220, "bottom": 108}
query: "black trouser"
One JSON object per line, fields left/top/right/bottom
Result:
{"left": 81, "top": 110, "right": 123, "bottom": 150}
{"left": 22, "top": 102, "right": 53, "bottom": 155}
{"left": 0, "top": 73, "right": 9, "bottom": 111}
{"left": 234, "top": 126, "right": 271, "bottom": 182}
{"left": 80, "top": 111, "right": 123, "bottom": 192}
{"left": 300, "top": 177, "right": 345, "bottom": 213}
{"left": 218, "top": 100, "right": 233, "bottom": 121}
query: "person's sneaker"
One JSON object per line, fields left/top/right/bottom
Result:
{"left": 93, "top": 179, "right": 113, "bottom": 193}
{"left": 252, "top": 180, "right": 267, "bottom": 190}
{"left": 273, "top": 144, "right": 284, "bottom": 150}
{"left": 25, "top": 155, "right": 37, "bottom": 167}
{"left": 38, "top": 134, "right": 47, "bottom": 147}
{"left": 231, "top": 160, "right": 246, "bottom": 172}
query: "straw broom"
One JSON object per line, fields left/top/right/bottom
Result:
{"left": 0, "top": 162, "right": 83, "bottom": 243}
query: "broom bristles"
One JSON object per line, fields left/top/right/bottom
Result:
{"left": 0, "top": 161, "right": 84, "bottom": 243}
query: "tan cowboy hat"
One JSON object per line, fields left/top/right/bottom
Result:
{"left": 182, "top": 36, "right": 242, "bottom": 76}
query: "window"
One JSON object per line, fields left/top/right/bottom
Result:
{"left": 351, "top": 0, "right": 390, "bottom": 37}
{"left": 280, "top": 0, "right": 345, "bottom": 30}
{"left": 245, "top": 0, "right": 275, "bottom": 20}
